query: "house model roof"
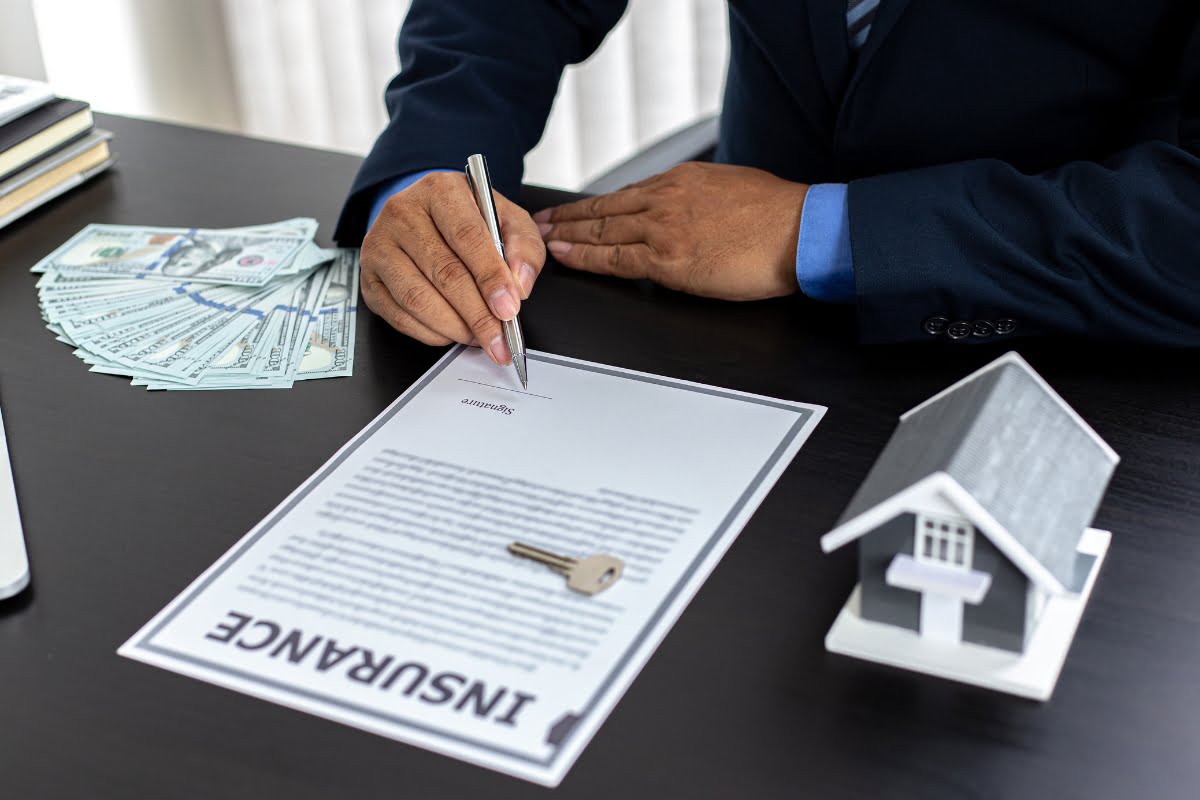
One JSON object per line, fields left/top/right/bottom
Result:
{"left": 821, "top": 352, "right": 1119, "bottom": 595}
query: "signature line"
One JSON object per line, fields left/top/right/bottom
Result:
{"left": 457, "top": 378, "right": 553, "bottom": 400}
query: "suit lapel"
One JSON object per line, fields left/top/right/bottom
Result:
{"left": 841, "top": 0, "right": 914, "bottom": 104}
{"left": 805, "top": 0, "right": 853, "bottom": 107}
{"left": 833, "top": 0, "right": 914, "bottom": 142}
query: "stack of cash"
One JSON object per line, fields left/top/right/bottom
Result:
{"left": 32, "top": 218, "right": 358, "bottom": 390}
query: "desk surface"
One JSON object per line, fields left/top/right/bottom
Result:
{"left": 2, "top": 114, "right": 1200, "bottom": 799}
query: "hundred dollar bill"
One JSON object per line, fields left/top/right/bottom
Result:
{"left": 44, "top": 283, "right": 191, "bottom": 328}
{"left": 65, "top": 287, "right": 258, "bottom": 380}
{"left": 42, "top": 287, "right": 171, "bottom": 326}
{"left": 296, "top": 249, "right": 359, "bottom": 380}
{"left": 273, "top": 241, "right": 337, "bottom": 278}
{"left": 124, "top": 288, "right": 281, "bottom": 383}
{"left": 224, "top": 217, "right": 319, "bottom": 240}
{"left": 162, "top": 279, "right": 308, "bottom": 389}
{"left": 251, "top": 269, "right": 330, "bottom": 383}
{"left": 32, "top": 224, "right": 309, "bottom": 286}
{"left": 62, "top": 291, "right": 226, "bottom": 360}
{"left": 284, "top": 267, "right": 335, "bottom": 376}
{"left": 34, "top": 218, "right": 362, "bottom": 391}
{"left": 157, "top": 283, "right": 310, "bottom": 390}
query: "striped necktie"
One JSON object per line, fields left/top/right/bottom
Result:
{"left": 847, "top": 0, "right": 880, "bottom": 49}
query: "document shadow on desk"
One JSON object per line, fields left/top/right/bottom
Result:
{"left": 0, "top": 582, "right": 35, "bottom": 616}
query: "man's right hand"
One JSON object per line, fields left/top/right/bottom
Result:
{"left": 360, "top": 172, "right": 546, "bottom": 365}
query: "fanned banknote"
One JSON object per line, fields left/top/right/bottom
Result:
{"left": 296, "top": 249, "right": 358, "bottom": 381}
{"left": 36, "top": 220, "right": 359, "bottom": 391}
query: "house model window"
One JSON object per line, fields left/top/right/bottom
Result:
{"left": 915, "top": 514, "right": 973, "bottom": 569}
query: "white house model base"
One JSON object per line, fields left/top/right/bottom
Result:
{"left": 825, "top": 528, "right": 1110, "bottom": 701}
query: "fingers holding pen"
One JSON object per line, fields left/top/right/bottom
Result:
{"left": 496, "top": 192, "right": 546, "bottom": 299}
{"left": 360, "top": 236, "right": 469, "bottom": 340}
{"left": 361, "top": 190, "right": 511, "bottom": 364}
{"left": 360, "top": 170, "right": 542, "bottom": 365}
{"left": 427, "top": 183, "right": 522, "bottom": 324}
{"left": 360, "top": 271, "right": 453, "bottom": 347}
{"left": 408, "top": 204, "right": 514, "bottom": 364}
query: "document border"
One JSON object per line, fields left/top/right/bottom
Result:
{"left": 128, "top": 346, "right": 821, "bottom": 773}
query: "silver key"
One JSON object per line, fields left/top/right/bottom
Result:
{"left": 507, "top": 542, "right": 624, "bottom": 596}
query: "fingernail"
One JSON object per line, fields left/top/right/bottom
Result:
{"left": 532, "top": 209, "right": 551, "bottom": 223}
{"left": 537, "top": 222, "right": 552, "bottom": 237}
{"left": 489, "top": 288, "right": 518, "bottom": 320}
{"left": 489, "top": 335, "right": 511, "bottom": 365}
{"left": 547, "top": 240, "right": 571, "bottom": 257}
{"left": 518, "top": 263, "right": 536, "bottom": 297}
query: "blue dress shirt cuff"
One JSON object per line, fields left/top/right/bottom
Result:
{"left": 796, "top": 183, "right": 855, "bottom": 303}
{"left": 367, "top": 169, "right": 454, "bottom": 231}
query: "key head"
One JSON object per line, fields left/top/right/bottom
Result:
{"left": 567, "top": 554, "right": 624, "bottom": 595}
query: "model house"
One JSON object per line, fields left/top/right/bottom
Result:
{"left": 820, "top": 352, "right": 1119, "bottom": 699}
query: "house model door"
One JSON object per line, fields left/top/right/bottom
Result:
{"left": 914, "top": 514, "right": 974, "bottom": 643}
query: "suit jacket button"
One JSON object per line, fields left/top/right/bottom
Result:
{"left": 923, "top": 315, "right": 950, "bottom": 335}
{"left": 947, "top": 320, "right": 972, "bottom": 340}
{"left": 972, "top": 320, "right": 995, "bottom": 337}
{"left": 995, "top": 318, "right": 1017, "bottom": 334}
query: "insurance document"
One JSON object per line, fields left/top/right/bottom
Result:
{"left": 120, "top": 346, "right": 825, "bottom": 786}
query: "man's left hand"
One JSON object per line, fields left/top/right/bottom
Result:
{"left": 532, "top": 162, "right": 809, "bottom": 301}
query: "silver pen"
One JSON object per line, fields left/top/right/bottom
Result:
{"left": 465, "top": 153, "right": 528, "bottom": 389}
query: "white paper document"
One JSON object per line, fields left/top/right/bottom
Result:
{"left": 120, "top": 346, "right": 825, "bottom": 786}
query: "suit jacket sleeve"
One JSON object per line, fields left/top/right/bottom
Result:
{"left": 847, "top": 15, "right": 1200, "bottom": 346}
{"left": 334, "top": 0, "right": 629, "bottom": 245}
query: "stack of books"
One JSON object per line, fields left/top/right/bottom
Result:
{"left": 0, "top": 75, "right": 115, "bottom": 231}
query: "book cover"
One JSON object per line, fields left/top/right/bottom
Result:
{"left": 0, "top": 128, "right": 112, "bottom": 199}
{"left": 0, "top": 98, "right": 93, "bottom": 182}
{"left": 0, "top": 153, "right": 115, "bottom": 231}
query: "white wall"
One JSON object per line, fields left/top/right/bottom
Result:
{"left": 525, "top": 0, "right": 729, "bottom": 187}
{"left": 31, "top": 0, "right": 240, "bottom": 132}
{"left": 16, "top": 0, "right": 728, "bottom": 190}
{"left": 0, "top": 0, "right": 47, "bottom": 79}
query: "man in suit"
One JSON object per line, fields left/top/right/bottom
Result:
{"left": 335, "top": 1, "right": 1200, "bottom": 365}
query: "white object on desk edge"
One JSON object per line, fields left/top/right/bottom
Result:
{"left": 824, "top": 527, "right": 1110, "bottom": 701}
{"left": 0, "top": 75, "right": 55, "bottom": 128}
{"left": 0, "top": 401, "right": 30, "bottom": 599}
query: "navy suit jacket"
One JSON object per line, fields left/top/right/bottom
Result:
{"left": 335, "top": 1, "right": 1200, "bottom": 346}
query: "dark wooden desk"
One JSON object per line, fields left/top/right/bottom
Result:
{"left": 2, "top": 114, "right": 1199, "bottom": 799}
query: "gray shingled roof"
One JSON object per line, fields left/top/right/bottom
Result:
{"left": 836, "top": 357, "right": 1117, "bottom": 592}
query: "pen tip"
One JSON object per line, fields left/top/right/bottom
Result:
{"left": 514, "top": 353, "right": 528, "bottom": 390}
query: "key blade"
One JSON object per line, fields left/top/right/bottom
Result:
{"left": 508, "top": 542, "right": 574, "bottom": 572}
